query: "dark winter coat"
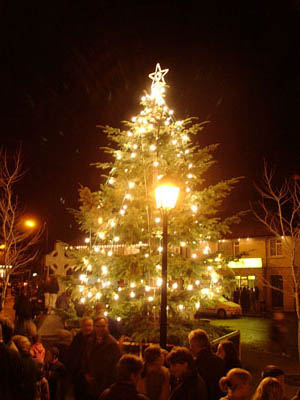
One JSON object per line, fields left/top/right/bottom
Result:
{"left": 87, "top": 333, "right": 121, "bottom": 397}
{"left": 195, "top": 347, "right": 225, "bottom": 400}
{"left": 100, "top": 382, "right": 150, "bottom": 400}
{"left": 20, "top": 353, "right": 41, "bottom": 400}
{"left": 170, "top": 370, "right": 208, "bottom": 400}
{"left": 66, "top": 331, "right": 95, "bottom": 379}
{"left": 44, "top": 276, "right": 59, "bottom": 294}
{"left": 0, "top": 343, "right": 23, "bottom": 400}
{"left": 46, "top": 360, "right": 67, "bottom": 400}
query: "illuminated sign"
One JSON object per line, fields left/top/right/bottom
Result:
{"left": 228, "top": 258, "right": 262, "bottom": 269}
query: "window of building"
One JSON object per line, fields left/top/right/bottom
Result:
{"left": 218, "top": 240, "right": 232, "bottom": 256}
{"left": 269, "top": 238, "right": 283, "bottom": 257}
{"left": 233, "top": 240, "right": 240, "bottom": 256}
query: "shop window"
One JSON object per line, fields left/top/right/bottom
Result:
{"left": 269, "top": 238, "right": 283, "bottom": 257}
{"left": 235, "top": 275, "right": 256, "bottom": 289}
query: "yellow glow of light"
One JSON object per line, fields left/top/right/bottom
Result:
{"left": 87, "top": 292, "right": 92, "bottom": 298}
{"left": 186, "top": 187, "right": 191, "bottom": 193}
{"left": 131, "top": 152, "right": 136, "bottom": 158}
{"left": 101, "top": 265, "right": 108, "bottom": 275}
{"left": 0, "top": 244, "right": 5, "bottom": 249}
{"left": 156, "top": 264, "right": 161, "bottom": 270}
{"left": 180, "top": 241, "right": 186, "bottom": 247}
{"left": 110, "top": 220, "right": 116, "bottom": 228}
{"left": 25, "top": 220, "right": 36, "bottom": 228}
{"left": 114, "top": 294, "right": 119, "bottom": 300}
{"left": 192, "top": 253, "right": 197, "bottom": 259}
{"left": 98, "top": 217, "right": 103, "bottom": 224}
{"left": 108, "top": 178, "right": 115, "bottom": 184}
{"left": 153, "top": 161, "right": 159, "bottom": 167}
{"left": 118, "top": 287, "right": 122, "bottom": 292}
{"left": 157, "top": 277, "right": 162, "bottom": 287}
{"left": 187, "top": 284, "right": 193, "bottom": 291}
{"left": 155, "top": 183, "right": 180, "bottom": 210}
{"left": 85, "top": 238, "right": 90, "bottom": 244}
{"left": 120, "top": 209, "right": 125, "bottom": 215}
{"left": 195, "top": 302, "right": 200, "bottom": 309}
{"left": 191, "top": 205, "right": 198, "bottom": 213}
{"left": 228, "top": 258, "right": 262, "bottom": 269}
{"left": 148, "top": 296, "right": 154, "bottom": 302}
{"left": 172, "top": 282, "right": 178, "bottom": 289}
{"left": 155, "top": 217, "right": 161, "bottom": 223}
{"left": 80, "top": 298, "right": 86, "bottom": 304}
{"left": 145, "top": 285, "right": 150, "bottom": 292}
{"left": 79, "top": 274, "right": 87, "bottom": 282}
{"left": 108, "top": 251, "right": 113, "bottom": 257}
{"left": 188, "top": 163, "right": 193, "bottom": 169}
{"left": 145, "top": 253, "right": 149, "bottom": 258}
{"left": 158, "top": 246, "right": 163, "bottom": 253}
{"left": 195, "top": 280, "right": 200, "bottom": 285}
{"left": 130, "top": 282, "right": 135, "bottom": 288}
{"left": 130, "top": 291, "right": 135, "bottom": 298}
{"left": 87, "top": 265, "right": 92, "bottom": 272}
{"left": 178, "top": 304, "right": 184, "bottom": 310}
{"left": 150, "top": 144, "right": 156, "bottom": 151}
{"left": 98, "top": 232, "right": 105, "bottom": 240}
{"left": 125, "top": 194, "right": 131, "bottom": 200}
{"left": 113, "top": 236, "right": 120, "bottom": 242}
{"left": 128, "top": 131, "right": 133, "bottom": 137}
{"left": 203, "top": 245, "right": 211, "bottom": 255}
{"left": 129, "top": 182, "right": 135, "bottom": 189}
{"left": 96, "top": 292, "right": 102, "bottom": 299}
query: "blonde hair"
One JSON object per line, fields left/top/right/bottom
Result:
{"left": 219, "top": 368, "right": 252, "bottom": 393}
{"left": 253, "top": 377, "right": 283, "bottom": 400}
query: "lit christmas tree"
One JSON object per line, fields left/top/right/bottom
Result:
{"left": 69, "top": 64, "right": 240, "bottom": 343}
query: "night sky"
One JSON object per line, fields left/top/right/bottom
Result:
{"left": 1, "top": 1, "right": 300, "bottom": 246}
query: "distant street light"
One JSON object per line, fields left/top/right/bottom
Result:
{"left": 155, "top": 181, "right": 179, "bottom": 349}
{"left": 24, "top": 219, "right": 36, "bottom": 228}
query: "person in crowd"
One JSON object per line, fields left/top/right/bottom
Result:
{"left": 216, "top": 341, "right": 242, "bottom": 374}
{"left": 36, "top": 363, "right": 50, "bottom": 400}
{"left": 55, "top": 329, "right": 73, "bottom": 366}
{"left": 56, "top": 289, "right": 73, "bottom": 312}
{"left": 43, "top": 274, "right": 59, "bottom": 315}
{"left": 0, "top": 322, "right": 24, "bottom": 400}
{"left": 189, "top": 329, "right": 225, "bottom": 400}
{"left": 137, "top": 345, "right": 170, "bottom": 400}
{"left": 252, "top": 377, "right": 284, "bottom": 400}
{"left": 45, "top": 346, "right": 67, "bottom": 400}
{"left": 167, "top": 346, "right": 208, "bottom": 400}
{"left": 66, "top": 316, "right": 94, "bottom": 400}
{"left": 261, "top": 365, "right": 288, "bottom": 400}
{"left": 94, "top": 302, "right": 124, "bottom": 340}
{"left": 269, "top": 312, "right": 288, "bottom": 356}
{"left": 85, "top": 316, "right": 121, "bottom": 399}
{"left": 100, "top": 354, "right": 149, "bottom": 400}
{"left": 0, "top": 315, "right": 18, "bottom": 351}
{"left": 13, "top": 334, "right": 41, "bottom": 400}
{"left": 219, "top": 368, "right": 252, "bottom": 400}
{"left": 14, "top": 286, "right": 37, "bottom": 337}
{"left": 30, "top": 334, "right": 46, "bottom": 365}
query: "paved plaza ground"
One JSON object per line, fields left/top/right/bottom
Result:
{"left": 1, "top": 293, "right": 299, "bottom": 398}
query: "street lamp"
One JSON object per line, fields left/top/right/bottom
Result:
{"left": 155, "top": 181, "right": 179, "bottom": 349}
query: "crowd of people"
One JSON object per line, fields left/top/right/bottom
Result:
{"left": 0, "top": 312, "right": 298, "bottom": 400}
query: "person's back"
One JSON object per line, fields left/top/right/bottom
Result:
{"left": 0, "top": 341, "right": 23, "bottom": 400}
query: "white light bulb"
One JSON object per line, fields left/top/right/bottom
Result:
{"left": 108, "top": 178, "right": 115, "bottom": 184}
{"left": 101, "top": 265, "right": 108, "bottom": 274}
{"left": 155, "top": 217, "right": 161, "bottom": 223}
{"left": 80, "top": 297, "right": 86, "bottom": 304}
{"left": 128, "top": 131, "right": 132, "bottom": 137}
{"left": 191, "top": 205, "right": 198, "bottom": 213}
{"left": 172, "top": 140, "right": 177, "bottom": 145}
{"left": 108, "top": 251, "right": 113, "bottom": 257}
{"left": 131, "top": 152, "right": 136, "bottom": 158}
{"left": 120, "top": 209, "right": 125, "bottom": 215}
{"left": 179, "top": 304, "right": 184, "bottom": 310}
{"left": 180, "top": 242, "right": 186, "bottom": 247}
{"left": 192, "top": 253, "right": 197, "bottom": 259}
{"left": 145, "top": 285, "right": 150, "bottom": 292}
{"left": 132, "top": 117, "right": 136, "bottom": 122}
{"left": 195, "top": 280, "right": 200, "bottom": 285}
{"left": 188, "top": 173, "right": 193, "bottom": 179}
{"left": 158, "top": 246, "right": 163, "bottom": 253}
{"left": 117, "top": 317, "right": 121, "bottom": 322}
{"left": 150, "top": 144, "right": 156, "bottom": 151}
{"left": 186, "top": 187, "right": 191, "bottom": 193}
{"left": 114, "top": 294, "right": 119, "bottom": 300}
{"left": 85, "top": 237, "right": 90, "bottom": 244}
{"left": 148, "top": 296, "right": 153, "bottom": 302}
{"left": 133, "top": 144, "right": 138, "bottom": 150}
{"left": 156, "top": 264, "right": 162, "bottom": 270}
{"left": 129, "top": 182, "right": 135, "bottom": 189}
{"left": 113, "top": 236, "right": 120, "bottom": 242}
{"left": 110, "top": 221, "right": 116, "bottom": 227}
{"left": 153, "top": 161, "right": 159, "bottom": 167}
{"left": 172, "top": 282, "right": 178, "bottom": 289}
{"left": 187, "top": 284, "right": 193, "bottom": 291}
{"left": 130, "top": 291, "right": 135, "bottom": 298}
{"left": 96, "top": 292, "right": 101, "bottom": 299}
{"left": 87, "top": 292, "right": 92, "bottom": 298}
{"left": 157, "top": 277, "right": 162, "bottom": 287}
{"left": 125, "top": 193, "right": 131, "bottom": 199}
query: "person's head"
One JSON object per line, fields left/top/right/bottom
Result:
{"left": 80, "top": 317, "right": 94, "bottom": 336}
{"left": 94, "top": 317, "right": 109, "bottom": 338}
{"left": 0, "top": 316, "right": 14, "bottom": 344}
{"left": 219, "top": 368, "right": 252, "bottom": 400}
{"left": 144, "top": 345, "right": 164, "bottom": 366}
{"left": 262, "top": 365, "right": 285, "bottom": 393}
{"left": 46, "top": 346, "right": 59, "bottom": 364}
{"left": 167, "top": 346, "right": 195, "bottom": 379}
{"left": 253, "top": 377, "right": 283, "bottom": 400}
{"left": 217, "top": 340, "right": 239, "bottom": 362}
{"left": 188, "top": 329, "right": 210, "bottom": 356}
{"left": 12, "top": 335, "right": 31, "bottom": 355}
{"left": 117, "top": 354, "right": 144, "bottom": 386}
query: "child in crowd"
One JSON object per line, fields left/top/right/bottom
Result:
{"left": 217, "top": 341, "right": 242, "bottom": 374}
{"left": 252, "top": 377, "right": 284, "bottom": 400}
{"left": 45, "top": 346, "right": 67, "bottom": 400}
{"left": 261, "top": 365, "right": 287, "bottom": 400}
{"left": 30, "top": 334, "right": 46, "bottom": 365}
{"left": 219, "top": 368, "right": 252, "bottom": 400}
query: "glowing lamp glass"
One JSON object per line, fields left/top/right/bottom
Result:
{"left": 155, "top": 184, "right": 179, "bottom": 210}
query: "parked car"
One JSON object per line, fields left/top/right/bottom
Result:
{"left": 196, "top": 296, "right": 242, "bottom": 318}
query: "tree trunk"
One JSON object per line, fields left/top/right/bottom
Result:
{"left": 0, "top": 273, "right": 10, "bottom": 311}
{"left": 295, "top": 287, "right": 300, "bottom": 362}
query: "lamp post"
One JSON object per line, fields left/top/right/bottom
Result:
{"left": 155, "top": 182, "right": 179, "bottom": 349}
